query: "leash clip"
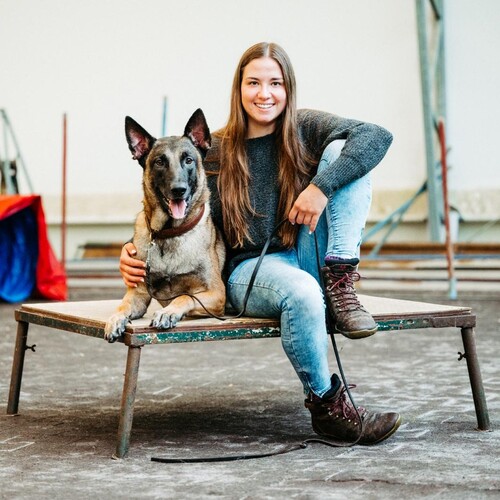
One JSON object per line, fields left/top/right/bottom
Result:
{"left": 145, "top": 240, "right": 157, "bottom": 272}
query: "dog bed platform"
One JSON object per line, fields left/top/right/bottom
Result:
{"left": 6, "top": 295, "right": 490, "bottom": 458}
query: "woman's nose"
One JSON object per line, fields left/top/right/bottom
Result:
{"left": 258, "top": 85, "right": 271, "bottom": 98}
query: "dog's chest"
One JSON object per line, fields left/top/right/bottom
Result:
{"left": 145, "top": 234, "right": 209, "bottom": 290}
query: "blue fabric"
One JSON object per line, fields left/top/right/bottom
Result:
{"left": 227, "top": 249, "right": 332, "bottom": 397}
{"left": 0, "top": 207, "right": 38, "bottom": 302}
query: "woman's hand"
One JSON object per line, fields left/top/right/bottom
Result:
{"left": 119, "top": 242, "right": 146, "bottom": 288}
{"left": 288, "top": 184, "right": 328, "bottom": 233}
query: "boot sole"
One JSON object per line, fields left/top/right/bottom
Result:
{"left": 335, "top": 325, "right": 378, "bottom": 340}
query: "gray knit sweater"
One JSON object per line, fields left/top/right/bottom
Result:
{"left": 204, "top": 109, "right": 393, "bottom": 274}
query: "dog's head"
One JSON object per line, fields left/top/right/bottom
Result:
{"left": 125, "top": 109, "right": 211, "bottom": 220}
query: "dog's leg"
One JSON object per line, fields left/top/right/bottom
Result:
{"left": 150, "top": 288, "right": 226, "bottom": 329}
{"left": 105, "top": 287, "right": 151, "bottom": 342}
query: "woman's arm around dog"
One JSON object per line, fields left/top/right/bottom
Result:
{"left": 120, "top": 242, "right": 146, "bottom": 287}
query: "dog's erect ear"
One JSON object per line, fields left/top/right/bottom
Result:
{"left": 125, "top": 116, "right": 156, "bottom": 167}
{"left": 184, "top": 108, "right": 211, "bottom": 157}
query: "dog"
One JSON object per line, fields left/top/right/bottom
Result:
{"left": 104, "top": 109, "right": 226, "bottom": 342}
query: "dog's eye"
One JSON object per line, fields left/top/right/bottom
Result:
{"left": 154, "top": 157, "right": 165, "bottom": 167}
{"left": 185, "top": 157, "right": 194, "bottom": 165}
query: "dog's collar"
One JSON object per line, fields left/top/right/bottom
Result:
{"left": 149, "top": 204, "right": 205, "bottom": 240}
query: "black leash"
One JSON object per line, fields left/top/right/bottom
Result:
{"left": 151, "top": 438, "right": 352, "bottom": 464}
{"left": 314, "top": 231, "right": 364, "bottom": 447}
{"left": 150, "top": 219, "right": 363, "bottom": 463}
{"left": 145, "top": 218, "right": 285, "bottom": 320}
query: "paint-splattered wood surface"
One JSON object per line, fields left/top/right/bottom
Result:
{"left": 16, "top": 294, "right": 474, "bottom": 344}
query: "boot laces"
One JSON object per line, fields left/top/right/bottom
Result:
{"left": 327, "top": 385, "right": 366, "bottom": 421}
{"left": 325, "top": 272, "right": 365, "bottom": 312}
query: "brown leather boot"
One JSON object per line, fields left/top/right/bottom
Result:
{"left": 305, "top": 375, "right": 401, "bottom": 445}
{"left": 321, "top": 257, "right": 377, "bottom": 339}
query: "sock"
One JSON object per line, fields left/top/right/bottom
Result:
{"left": 324, "top": 256, "right": 359, "bottom": 267}
{"left": 322, "top": 373, "right": 342, "bottom": 400}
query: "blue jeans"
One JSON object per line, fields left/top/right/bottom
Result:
{"left": 227, "top": 141, "right": 372, "bottom": 397}
{"left": 297, "top": 140, "right": 372, "bottom": 282}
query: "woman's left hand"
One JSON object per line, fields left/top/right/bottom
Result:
{"left": 288, "top": 184, "right": 328, "bottom": 233}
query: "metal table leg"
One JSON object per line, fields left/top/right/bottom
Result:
{"left": 460, "top": 327, "right": 491, "bottom": 431}
{"left": 7, "top": 320, "right": 29, "bottom": 415}
{"left": 113, "top": 345, "right": 142, "bottom": 459}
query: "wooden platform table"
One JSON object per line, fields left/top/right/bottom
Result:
{"left": 6, "top": 295, "right": 490, "bottom": 459}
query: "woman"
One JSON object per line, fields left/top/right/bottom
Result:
{"left": 120, "top": 42, "right": 401, "bottom": 445}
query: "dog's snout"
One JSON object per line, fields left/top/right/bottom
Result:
{"left": 171, "top": 185, "right": 187, "bottom": 198}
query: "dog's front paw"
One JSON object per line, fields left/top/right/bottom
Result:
{"left": 104, "top": 314, "right": 130, "bottom": 343}
{"left": 150, "top": 309, "right": 183, "bottom": 329}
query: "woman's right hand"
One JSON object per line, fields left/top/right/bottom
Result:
{"left": 119, "top": 242, "right": 146, "bottom": 288}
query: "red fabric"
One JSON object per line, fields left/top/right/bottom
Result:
{"left": 0, "top": 195, "right": 67, "bottom": 300}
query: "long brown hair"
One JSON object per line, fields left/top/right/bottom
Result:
{"left": 216, "top": 42, "right": 312, "bottom": 248}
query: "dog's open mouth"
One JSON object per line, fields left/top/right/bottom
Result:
{"left": 169, "top": 199, "right": 187, "bottom": 219}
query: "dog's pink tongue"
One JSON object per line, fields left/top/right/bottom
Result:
{"left": 169, "top": 199, "right": 187, "bottom": 219}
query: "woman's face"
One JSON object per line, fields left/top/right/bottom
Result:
{"left": 241, "top": 56, "right": 287, "bottom": 138}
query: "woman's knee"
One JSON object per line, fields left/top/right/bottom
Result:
{"left": 228, "top": 266, "right": 324, "bottom": 319}
{"left": 318, "top": 140, "right": 346, "bottom": 171}
{"left": 281, "top": 272, "right": 325, "bottom": 318}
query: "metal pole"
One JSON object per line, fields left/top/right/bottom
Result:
{"left": 61, "top": 113, "right": 67, "bottom": 269}
{"left": 7, "top": 321, "right": 29, "bottom": 415}
{"left": 415, "top": 0, "right": 444, "bottom": 241}
{"left": 161, "top": 96, "right": 168, "bottom": 137}
{"left": 1, "top": 109, "right": 34, "bottom": 193}
{"left": 438, "top": 119, "right": 457, "bottom": 299}
{"left": 436, "top": 0, "right": 447, "bottom": 120}
{"left": 114, "top": 346, "right": 142, "bottom": 459}
{"left": 460, "top": 327, "right": 491, "bottom": 431}
{"left": 1, "top": 109, "right": 15, "bottom": 194}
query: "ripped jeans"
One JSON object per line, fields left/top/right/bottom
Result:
{"left": 227, "top": 141, "right": 372, "bottom": 397}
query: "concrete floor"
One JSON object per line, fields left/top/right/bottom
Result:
{"left": 0, "top": 285, "right": 498, "bottom": 499}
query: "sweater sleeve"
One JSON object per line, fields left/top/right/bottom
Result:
{"left": 298, "top": 109, "right": 393, "bottom": 197}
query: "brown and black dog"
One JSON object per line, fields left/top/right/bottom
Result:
{"left": 104, "top": 109, "right": 226, "bottom": 342}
